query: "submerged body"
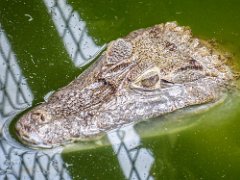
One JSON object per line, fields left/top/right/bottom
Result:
{"left": 16, "top": 22, "right": 233, "bottom": 147}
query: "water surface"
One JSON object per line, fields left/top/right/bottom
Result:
{"left": 0, "top": 0, "right": 240, "bottom": 179}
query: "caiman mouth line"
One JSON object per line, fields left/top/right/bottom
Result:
{"left": 16, "top": 22, "right": 234, "bottom": 148}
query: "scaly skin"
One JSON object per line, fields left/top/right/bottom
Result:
{"left": 16, "top": 22, "right": 233, "bottom": 148}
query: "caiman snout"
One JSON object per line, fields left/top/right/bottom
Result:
{"left": 16, "top": 108, "right": 53, "bottom": 147}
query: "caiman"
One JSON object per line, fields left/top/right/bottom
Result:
{"left": 16, "top": 22, "right": 233, "bottom": 148}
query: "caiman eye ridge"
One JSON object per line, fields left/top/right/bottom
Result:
{"left": 16, "top": 22, "right": 234, "bottom": 148}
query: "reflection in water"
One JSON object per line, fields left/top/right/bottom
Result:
{"left": 108, "top": 125, "right": 154, "bottom": 180}
{"left": 0, "top": 25, "right": 71, "bottom": 180}
{"left": 0, "top": 24, "right": 33, "bottom": 124}
{"left": 0, "top": 137, "right": 70, "bottom": 180}
{"left": 43, "top": 0, "right": 104, "bottom": 67}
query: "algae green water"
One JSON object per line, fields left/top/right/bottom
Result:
{"left": 0, "top": 0, "right": 240, "bottom": 179}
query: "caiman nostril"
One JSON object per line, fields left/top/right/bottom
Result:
{"left": 31, "top": 110, "right": 51, "bottom": 124}
{"left": 23, "top": 124, "right": 31, "bottom": 132}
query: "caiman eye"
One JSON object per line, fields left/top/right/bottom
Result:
{"left": 141, "top": 74, "right": 159, "bottom": 88}
{"left": 131, "top": 67, "right": 161, "bottom": 90}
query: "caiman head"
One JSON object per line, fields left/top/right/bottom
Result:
{"left": 16, "top": 22, "right": 233, "bottom": 148}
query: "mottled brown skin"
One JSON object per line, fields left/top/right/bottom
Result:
{"left": 16, "top": 22, "right": 233, "bottom": 148}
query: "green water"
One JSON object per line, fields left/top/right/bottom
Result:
{"left": 1, "top": 0, "right": 240, "bottom": 179}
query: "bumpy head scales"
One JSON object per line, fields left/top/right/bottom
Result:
{"left": 16, "top": 22, "right": 233, "bottom": 147}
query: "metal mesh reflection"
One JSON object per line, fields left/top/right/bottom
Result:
{"left": 0, "top": 138, "right": 70, "bottom": 180}
{"left": 0, "top": 25, "right": 71, "bottom": 180}
{"left": 108, "top": 126, "right": 154, "bottom": 180}
{"left": 0, "top": 25, "right": 33, "bottom": 122}
{"left": 43, "top": 0, "right": 104, "bottom": 67}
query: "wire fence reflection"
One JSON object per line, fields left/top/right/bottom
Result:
{"left": 43, "top": 0, "right": 104, "bottom": 67}
{"left": 0, "top": 24, "right": 71, "bottom": 180}
{"left": 108, "top": 126, "right": 154, "bottom": 180}
{"left": 0, "top": 24, "right": 33, "bottom": 122}
{"left": 0, "top": 137, "right": 70, "bottom": 180}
